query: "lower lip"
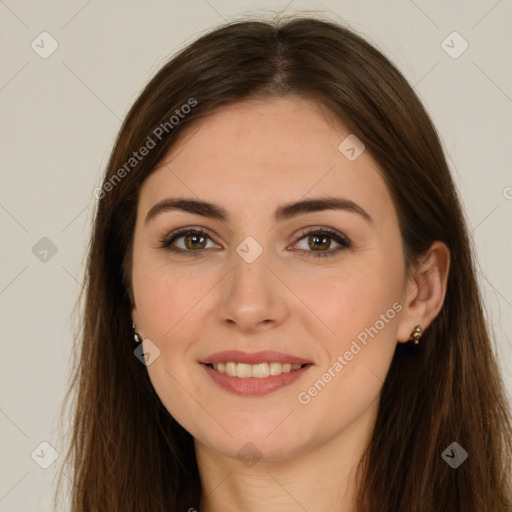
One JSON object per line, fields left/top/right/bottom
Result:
{"left": 201, "top": 364, "right": 312, "bottom": 396}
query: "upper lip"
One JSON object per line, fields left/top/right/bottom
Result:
{"left": 201, "top": 350, "right": 312, "bottom": 365}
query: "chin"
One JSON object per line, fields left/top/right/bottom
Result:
{"left": 195, "top": 422, "right": 314, "bottom": 464}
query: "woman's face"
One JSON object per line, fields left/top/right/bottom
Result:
{"left": 131, "top": 96, "right": 409, "bottom": 461}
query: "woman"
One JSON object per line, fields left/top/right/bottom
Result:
{"left": 56, "top": 16, "right": 512, "bottom": 511}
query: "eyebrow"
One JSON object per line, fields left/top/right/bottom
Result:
{"left": 144, "top": 196, "right": 373, "bottom": 225}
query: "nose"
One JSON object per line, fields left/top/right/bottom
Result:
{"left": 217, "top": 249, "right": 290, "bottom": 333}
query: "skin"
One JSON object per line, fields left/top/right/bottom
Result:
{"left": 130, "top": 96, "right": 450, "bottom": 512}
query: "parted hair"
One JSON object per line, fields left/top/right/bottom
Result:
{"left": 55, "top": 15, "right": 512, "bottom": 512}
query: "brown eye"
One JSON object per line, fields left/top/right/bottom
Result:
{"left": 182, "top": 233, "right": 208, "bottom": 250}
{"left": 293, "top": 228, "right": 351, "bottom": 259}
{"left": 160, "top": 228, "right": 219, "bottom": 256}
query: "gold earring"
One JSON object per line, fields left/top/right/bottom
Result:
{"left": 132, "top": 323, "right": 141, "bottom": 343}
{"left": 409, "top": 325, "right": 423, "bottom": 345}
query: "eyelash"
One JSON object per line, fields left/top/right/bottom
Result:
{"left": 159, "top": 226, "right": 351, "bottom": 259}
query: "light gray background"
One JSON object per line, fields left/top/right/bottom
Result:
{"left": 1, "top": 0, "right": 511, "bottom": 509}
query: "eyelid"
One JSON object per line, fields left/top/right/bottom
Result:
{"left": 295, "top": 225, "right": 350, "bottom": 242}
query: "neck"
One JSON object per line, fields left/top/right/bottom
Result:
{"left": 195, "top": 399, "right": 378, "bottom": 512}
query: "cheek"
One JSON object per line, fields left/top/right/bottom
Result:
{"left": 132, "top": 258, "right": 217, "bottom": 411}
{"left": 293, "top": 268, "right": 403, "bottom": 441}
{"left": 132, "top": 263, "right": 215, "bottom": 439}
{"left": 292, "top": 239, "right": 404, "bottom": 410}
{"left": 133, "top": 252, "right": 212, "bottom": 339}
{"left": 300, "top": 251, "right": 404, "bottom": 347}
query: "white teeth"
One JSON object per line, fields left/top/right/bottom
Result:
{"left": 269, "top": 362, "right": 282, "bottom": 376}
{"left": 211, "top": 361, "right": 305, "bottom": 378}
{"left": 252, "top": 363, "right": 269, "bottom": 378}
{"left": 225, "top": 362, "right": 237, "bottom": 377}
{"left": 236, "top": 363, "right": 252, "bottom": 378}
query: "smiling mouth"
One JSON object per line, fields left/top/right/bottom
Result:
{"left": 205, "top": 361, "right": 309, "bottom": 378}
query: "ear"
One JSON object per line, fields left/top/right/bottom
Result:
{"left": 397, "top": 241, "right": 450, "bottom": 343}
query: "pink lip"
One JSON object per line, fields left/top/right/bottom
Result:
{"left": 201, "top": 363, "right": 312, "bottom": 396}
{"left": 200, "top": 350, "right": 312, "bottom": 365}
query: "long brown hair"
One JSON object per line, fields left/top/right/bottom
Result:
{"left": 55, "top": 15, "right": 512, "bottom": 511}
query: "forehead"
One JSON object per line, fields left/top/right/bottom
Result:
{"left": 139, "top": 96, "right": 394, "bottom": 225}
